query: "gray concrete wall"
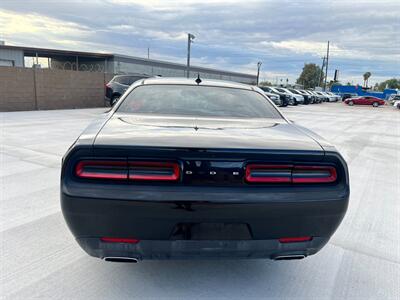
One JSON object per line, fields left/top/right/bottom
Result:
{"left": 0, "top": 66, "right": 111, "bottom": 111}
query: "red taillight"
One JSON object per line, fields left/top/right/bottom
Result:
{"left": 292, "top": 166, "right": 337, "bottom": 183}
{"left": 245, "top": 164, "right": 337, "bottom": 184}
{"left": 279, "top": 236, "right": 312, "bottom": 243}
{"left": 75, "top": 160, "right": 180, "bottom": 182}
{"left": 75, "top": 161, "right": 128, "bottom": 180}
{"left": 245, "top": 164, "right": 292, "bottom": 183}
{"left": 100, "top": 237, "right": 140, "bottom": 244}
{"left": 129, "top": 161, "right": 180, "bottom": 181}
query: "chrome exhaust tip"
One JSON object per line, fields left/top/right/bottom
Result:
{"left": 103, "top": 257, "right": 139, "bottom": 263}
{"left": 273, "top": 254, "right": 306, "bottom": 261}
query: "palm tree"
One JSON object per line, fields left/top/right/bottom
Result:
{"left": 363, "top": 72, "right": 371, "bottom": 87}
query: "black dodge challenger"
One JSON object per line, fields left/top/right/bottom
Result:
{"left": 61, "top": 78, "right": 349, "bottom": 262}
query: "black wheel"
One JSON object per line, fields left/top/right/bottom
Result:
{"left": 348, "top": 100, "right": 354, "bottom": 106}
{"left": 372, "top": 102, "right": 379, "bottom": 107}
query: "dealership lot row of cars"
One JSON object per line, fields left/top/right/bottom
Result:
{"left": 261, "top": 87, "right": 398, "bottom": 109}
{"left": 105, "top": 74, "right": 341, "bottom": 108}
{"left": 259, "top": 86, "right": 340, "bottom": 107}
{"left": 105, "top": 74, "right": 399, "bottom": 109}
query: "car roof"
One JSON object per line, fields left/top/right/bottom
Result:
{"left": 141, "top": 77, "right": 254, "bottom": 90}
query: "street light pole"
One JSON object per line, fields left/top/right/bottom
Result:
{"left": 256, "top": 61, "right": 262, "bottom": 86}
{"left": 186, "top": 33, "right": 195, "bottom": 78}
{"left": 324, "top": 41, "right": 330, "bottom": 91}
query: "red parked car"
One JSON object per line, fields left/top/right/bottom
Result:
{"left": 344, "top": 96, "right": 385, "bottom": 107}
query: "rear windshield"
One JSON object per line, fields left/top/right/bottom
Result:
{"left": 117, "top": 85, "right": 282, "bottom": 119}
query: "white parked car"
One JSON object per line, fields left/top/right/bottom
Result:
{"left": 277, "top": 88, "right": 305, "bottom": 105}
{"left": 321, "top": 92, "right": 338, "bottom": 102}
{"left": 393, "top": 100, "right": 400, "bottom": 109}
{"left": 326, "top": 92, "right": 341, "bottom": 101}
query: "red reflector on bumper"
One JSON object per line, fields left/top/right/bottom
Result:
{"left": 100, "top": 237, "right": 140, "bottom": 244}
{"left": 279, "top": 236, "right": 313, "bottom": 243}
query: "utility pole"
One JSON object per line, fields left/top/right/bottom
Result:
{"left": 147, "top": 47, "right": 150, "bottom": 59}
{"left": 186, "top": 33, "right": 195, "bottom": 78}
{"left": 324, "top": 41, "right": 330, "bottom": 91}
{"left": 318, "top": 56, "right": 326, "bottom": 89}
{"left": 256, "top": 61, "right": 262, "bottom": 86}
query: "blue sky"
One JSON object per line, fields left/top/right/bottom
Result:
{"left": 0, "top": 0, "right": 399, "bottom": 85}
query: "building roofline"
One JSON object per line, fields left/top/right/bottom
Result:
{"left": 113, "top": 53, "right": 256, "bottom": 79}
{"left": 0, "top": 44, "right": 256, "bottom": 79}
{"left": 0, "top": 44, "right": 112, "bottom": 59}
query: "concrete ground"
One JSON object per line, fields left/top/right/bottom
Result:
{"left": 1, "top": 102, "right": 399, "bottom": 299}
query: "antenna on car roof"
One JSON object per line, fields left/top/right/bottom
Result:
{"left": 195, "top": 73, "right": 202, "bottom": 85}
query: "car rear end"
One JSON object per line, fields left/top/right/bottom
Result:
{"left": 61, "top": 144, "right": 349, "bottom": 261}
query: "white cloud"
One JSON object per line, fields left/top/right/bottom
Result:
{"left": 0, "top": 10, "right": 90, "bottom": 37}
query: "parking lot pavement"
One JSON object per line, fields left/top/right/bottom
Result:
{"left": 1, "top": 103, "right": 399, "bottom": 299}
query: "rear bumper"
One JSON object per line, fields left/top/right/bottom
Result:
{"left": 77, "top": 237, "right": 330, "bottom": 260}
{"left": 61, "top": 191, "right": 348, "bottom": 260}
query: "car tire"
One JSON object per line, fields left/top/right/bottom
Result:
{"left": 348, "top": 101, "right": 354, "bottom": 106}
{"left": 110, "top": 95, "right": 120, "bottom": 106}
{"left": 372, "top": 102, "right": 379, "bottom": 107}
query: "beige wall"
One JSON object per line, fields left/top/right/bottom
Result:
{"left": 0, "top": 66, "right": 113, "bottom": 111}
{"left": 0, "top": 67, "right": 36, "bottom": 111}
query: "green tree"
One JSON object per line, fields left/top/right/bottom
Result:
{"left": 259, "top": 80, "right": 273, "bottom": 86}
{"left": 376, "top": 78, "right": 400, "bottom": 91}
{"left": 363, "top": 72, "right": 372, "bottom": 87}
{"left": 296, "top": 63, "right": 324, "bottom": 89}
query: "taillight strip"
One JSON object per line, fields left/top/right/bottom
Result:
{"left": 245, "top": 164, "right": 292, "bottom": 183}
{"left": 292, "top": 166, "right": 337, "bottom": 183}
{"left": 75, "top": 160, "right": 180, "bottom": 182}
{"left": 245, "top": 164, "right": 337, "bottom": 184}
{"left": 75, "top": 161, "right": 128, "bottom": 180}
{"left": 129, "top": 161, "right": 180, "bottom": 181}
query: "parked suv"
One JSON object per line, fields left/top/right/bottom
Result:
{"left": 105, "top": 74, "right": 150, "bottom": 106}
